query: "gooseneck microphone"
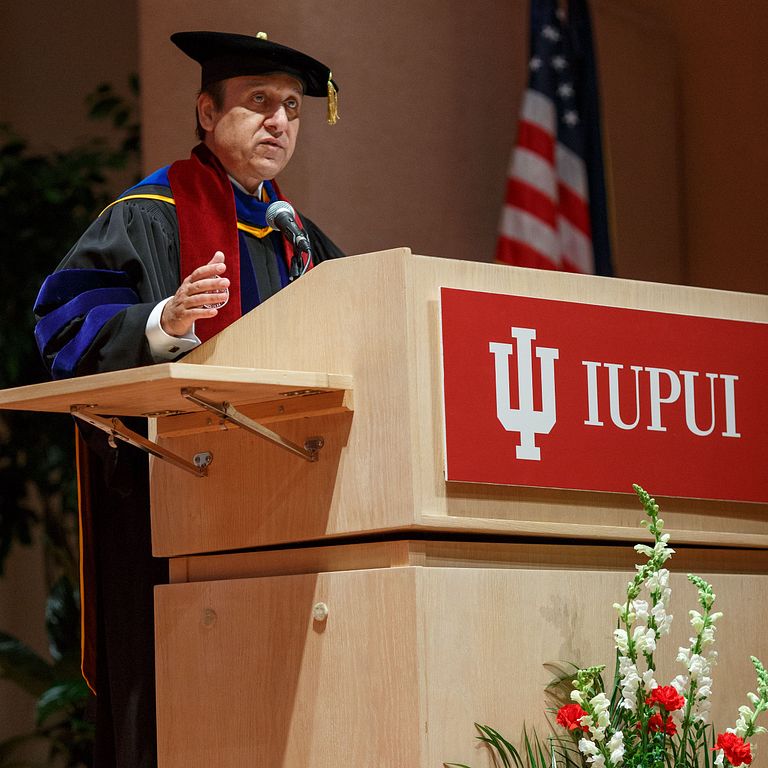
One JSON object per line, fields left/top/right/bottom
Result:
{"left": 266, "top": 201, "right": 313, "bottom": 280}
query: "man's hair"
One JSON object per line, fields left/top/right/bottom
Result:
{"left": 196, "top": 80, "right": 227, "bottom": 141}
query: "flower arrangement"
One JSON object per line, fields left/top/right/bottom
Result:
{"left": 447, "top": 486, "right": 768, "bottom": 768}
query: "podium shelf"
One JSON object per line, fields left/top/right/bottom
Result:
{"left": 0, "top": 362, "right": 353, "bottom": 417}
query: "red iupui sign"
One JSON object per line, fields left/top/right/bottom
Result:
{"left": 439, "top": 288, "right": 768, "bottom": 503}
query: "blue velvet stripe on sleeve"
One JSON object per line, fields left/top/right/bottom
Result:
{"left": 51, "top": 303, "right": 137, "bottom": 379}
{"left": 34, "top": 268, "right": 141, "bottom": 379}
{"left": 35, "top": 286, "right": 141, "bottom": 356}
{"left": 34, "top": 269, "right": 134, "bottom": 316}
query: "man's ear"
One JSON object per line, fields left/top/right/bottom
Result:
{"left": 197, "top": 92, "right": 217, "bottom": 132}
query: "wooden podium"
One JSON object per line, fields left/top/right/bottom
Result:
{"left": 3, "top": 249, "right": 768, "bottom": 767}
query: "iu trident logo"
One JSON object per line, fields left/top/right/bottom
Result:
{"left": 489, "top": 327, "right": 559, "bottom": 461}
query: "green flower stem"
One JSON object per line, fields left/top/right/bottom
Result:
{"left": 674, "top": 577, "right": 717, "bottom": 768}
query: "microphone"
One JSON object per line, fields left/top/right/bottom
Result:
{"left": 266, "top": 201, "right": 312, "bottom": 255}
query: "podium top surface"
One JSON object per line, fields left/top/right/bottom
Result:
{"left": 0, "top": 363, "right": 352, "bottom": 417}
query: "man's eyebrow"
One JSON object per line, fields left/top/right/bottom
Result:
{"left": 243, "top": 78, "right": 304, "bottom": 96}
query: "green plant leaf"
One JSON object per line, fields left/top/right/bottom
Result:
{"left": 0, "top": 632, "right": 55, "bottom": 696}
{"left": 476, "top": 724, "right": 518, "bottom": 768}
{"left": 44, "top": 576, "right": 80, "bottom": 662}
{"left": 35, "top": 679, "right": 90, "bottom": 726}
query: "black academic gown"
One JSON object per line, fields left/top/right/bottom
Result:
{"left": 34, "top": 186, "right": 344, "bottom": 768}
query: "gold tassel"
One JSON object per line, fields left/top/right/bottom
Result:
{"left": 327, "top": 73, "right": 339, "bottom": 125}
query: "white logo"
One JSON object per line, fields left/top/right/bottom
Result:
{"left": 582, "top": 362, "right": 740, "bottom": 438}
{"left": 489, "top": 327, "right": 559, "bottom": 461}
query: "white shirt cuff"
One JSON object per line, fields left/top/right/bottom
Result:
{"left": 145, "top": 298, "right": 201, "bottom": 361}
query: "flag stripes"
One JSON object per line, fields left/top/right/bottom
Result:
{"left": 496, "top": 0, "right": 612, "bottom": 275}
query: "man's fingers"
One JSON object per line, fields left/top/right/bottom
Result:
{"left": 176, "top": 289, "right": 229, "bottom": 310}
{"left": 161, "top": 253, "right": 229, "bottom": 336}
{"left": 184, "top": 276, "right": 230, "bottom": 295}
{"left": 188, "top": 260, "right": 227, "bottom": 283}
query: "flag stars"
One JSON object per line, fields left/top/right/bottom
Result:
{"left": 541, "top": 25, "right": 561, "bottom": 42}
{"left": 557, "top": 82, "right": 575, "bottom": 98}
{"left": 551, "top": 55, "right": 568, "bottom": 71}
{"left": 562, "top": 110, "right": 580, "bottom": 126}
{"left": 529, "top": 56, "right": 543, "bottom": 71}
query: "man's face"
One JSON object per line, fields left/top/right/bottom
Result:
{"left": 199, "top": 73, "right": 303, "bottom": 192}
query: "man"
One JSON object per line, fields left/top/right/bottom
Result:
{"left": 33, "top": 31, "right": 343, "bottom": 767}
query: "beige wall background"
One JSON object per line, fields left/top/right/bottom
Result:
{"left": 1, "top": 0, "right": 767, "bottom": 746}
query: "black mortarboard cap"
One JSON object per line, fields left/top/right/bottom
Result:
{"left": 171, "top": 31, "right": 339, "bottom": 123}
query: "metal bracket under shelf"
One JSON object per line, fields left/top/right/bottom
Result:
{"left": 71, "top": 405, "right": 209, "bottom": 477}
{"left": 181, "top": 388, "right": 324, "bottom": 462}
{"left": 71, "top": 385, "right": 326, "bottom": 477}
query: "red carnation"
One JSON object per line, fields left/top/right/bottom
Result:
{"left": 556, "top": 703, "right": 588, "bottom": 732}
{"left": 714, "top": 732, "right": 753, "bottom": 766}
{"left": 648, "top": 713, "right": 677, "bottom": 735}
{"left": 647, "top": 685, "right": 685, "bottom": 712}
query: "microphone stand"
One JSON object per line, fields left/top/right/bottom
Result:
{"left": 289, "top": 240, "right": 312, "bottom": 281}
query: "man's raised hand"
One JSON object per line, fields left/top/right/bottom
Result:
{"left": 160, "top": 251, "right": 230, "bottom": 337}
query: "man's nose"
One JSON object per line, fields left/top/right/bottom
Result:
{"left": 264, "top": 105, "right": 289, "bottom": 133}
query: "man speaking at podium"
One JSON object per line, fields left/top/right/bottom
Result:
{"left": 33, "top": 31, "right": 344, "bottom": 767}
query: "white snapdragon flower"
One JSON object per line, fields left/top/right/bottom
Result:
{"left": 608, "top": 731, "right": 625, "bottom": 765}
{"left": 614, "top": 629, "right": 629, "bottom": 655}
{"left": 696, "top": 696, "right": 712, "bottom": 721}
{"left": 632, "top": 599, "right": 650, "bottom": 623}
{"left": 571, "top": 690, "right": 584, "bottom": 705}
{"left": 671, "top": 674, "right": 688, "bottom": 693}
{"left": 578, "top": 738, "right": 600, "bottom": 757}
{"left": 734, "top": 706, "right": 753, "bottom": 738}
{"left": 714, "top": 750, "right": 725, "bottom": 767}
{"left": 698, "top": 682, "right": 712, "bottom": 699}
{"left": 618, "top": 657, "right": 641, "bottom": 712}
{"left": 590, "top": 755, "right": 606, "bottom": 768}
{"left": 642, "top": 669, "right": 657, "bottom": 689}
{"left": 689, "top": 610, "right": 705, "bottom": 633}
{"left": 689, "top": 653, "right": 708, "bottom": 679}
{"left": 651, "top": 602, "right": 673, "bottom": 635}
{"left": 654, "top": 536, "right": 674, "bottom": 562}
{"left": 634, "top": 544, "right": 653, "bottom": 558}
{"left": 646, "top": 567, "right": 670, "bottom": 591}
{"left": 588, "top": 692, "right": 611, "bottom": 741}
{"left": 591, "top": 692, "right": 610, "bottom": 713}
{"left": 633, "top": 626, "right": 657, "bottom": 654}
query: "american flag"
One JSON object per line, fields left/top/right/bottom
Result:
{"left": 496, "top": 0, "right": 612, "bottom": 275}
